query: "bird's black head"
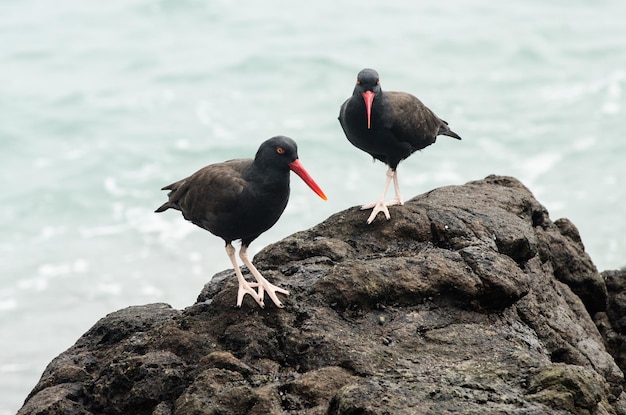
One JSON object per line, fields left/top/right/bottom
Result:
{"left": 353, "top": 68, "right": 381, "bottom": 130}
{"left": 255, "top": 136, "right": 299, "bottom": 170}
{"left": 354, "top": 68, "right": 381, "bottom": 94}
{"left": 254, "top": 136, "right": 327, "bottom": 201}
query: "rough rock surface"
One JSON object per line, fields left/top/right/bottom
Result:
{"left": 18, "top": 175, "right": 626, "bottom": 415}
{"left": 598, "top": 269, "right": 626, "bottom": 378}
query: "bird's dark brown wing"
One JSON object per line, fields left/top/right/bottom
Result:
{"left": 158, "top": 158, "right": 250, "bottom": 221}
{"left": 386, "top": 91, "right": 443, "bottom": 150}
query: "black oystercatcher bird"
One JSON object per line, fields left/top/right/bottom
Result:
{"left": 339, "top": 68, "right": 462, "bottom": 224}
{"left": 155, "top": 136, "right": 327, "bottom": 308}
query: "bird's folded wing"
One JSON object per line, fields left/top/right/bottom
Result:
{"left": 180, "top": 159, "right": 250, "bottom": 215}
{"left": 387, "top": 91, "right": 441, "bottom": 148}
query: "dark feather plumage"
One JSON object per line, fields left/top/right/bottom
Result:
{"left": 339, "top": 68, "right": 461, "bottom": 170}
{"left": 338, "top": 68, "right": 461, "bottom": 224}
{"left": 155, "top": 136, "right": 326, "bottom": 308}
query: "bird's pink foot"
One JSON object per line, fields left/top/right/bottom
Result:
{"left": 386, "top": 195, "right": 404, "bottom": 207}
{"left": 361, "top": 200, "right": 391, "bottom": 224}
{"left": 236, "top": 280, "right": 264, "bottom": 308}
{"left": 239, "top": 246, "right": 289, "bottom": 308}
{"left": 256, "top": 277, "right": 290, "bottom": 308}
{"left": 361, "top": 196, "right": 404, "bottom": 224}
{"left": 360, "top": 167, "right": 405, "bottom": 224}
{"left": 226, "top": 243, "right": 265, "bottom": 308}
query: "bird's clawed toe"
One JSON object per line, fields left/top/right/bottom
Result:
{"left": 258, "top": 282, "right": 290, "bottom": 308}
{"left": 236, "top": 281, "right": 265, "bottom": 308}
{"left": 386, "top": 196, "right": 403, "bottom": 207}
{"left": 362, "top": 200, "right": 391, "bottom": 224}
{"left": 235, "top": 278, "right": 290, "bottom": 309}
{"left": 361, "top": 195, "right": 404, "bottom": 223}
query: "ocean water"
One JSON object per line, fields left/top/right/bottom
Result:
{"left": 1, "top": 0, "right": 625, "bottom": 412}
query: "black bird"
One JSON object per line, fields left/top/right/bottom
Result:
{"left": 156, "top": 136, "right": 327, "bottom": 308}
{"left": 339, "top": 68, "right": 461, "bottom": 224}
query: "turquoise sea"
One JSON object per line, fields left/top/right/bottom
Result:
{"left": 1, "top": 0, "right": 625, "bottom": 412}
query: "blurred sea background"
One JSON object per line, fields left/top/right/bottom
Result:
{"left": 1, "top": 0, "right": 625, "bottom": 412}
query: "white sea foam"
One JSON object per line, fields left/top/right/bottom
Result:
{"left": 572, "top": 137, "right": 596, "bottom": 152}
{"left": 0, "top": 298, "right": 18, "bottom": 311}
{"left": 516, "top": 152, "right": 562, "bottom": 184}
{"left": 79, "top": 224, "right": 128, "bottom": 238}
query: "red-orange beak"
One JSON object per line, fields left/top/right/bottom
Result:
{"left": 288, "top": 159, "right": 328, "bottom": 201}
{"left": 361, "top": 90, "right": 375, "bottom": 129}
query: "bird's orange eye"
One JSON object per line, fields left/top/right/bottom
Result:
{"left": 276, "top": 147, "right": 285, "bottom": 155}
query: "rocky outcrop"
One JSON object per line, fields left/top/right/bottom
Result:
{"left": 598, "top": 269, "right": 626, "bottom": 378}
{"left": 18, "top": 175, "right": 626, "bottom": 415}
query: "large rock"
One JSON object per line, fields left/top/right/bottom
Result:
{"left": 18, "top": 176, "right": 626, "bottom": 415}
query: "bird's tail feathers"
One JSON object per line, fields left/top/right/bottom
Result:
{"left": 155, "top": 179, "right": 187, "bottom": 213}
{"left": 437, "top": 120, "right": 461, "bottom": 140}
{"left": 155, "top": 202, "right": 175, "bottom": 213}
{"left": 439, "top": 121, "right": 462, "bottom": 140}
{"left": 441, "top": 129, "right": 462, "bottom": 140}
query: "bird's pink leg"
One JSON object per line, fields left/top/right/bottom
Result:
{"left": 225, "top": 243, "right": 264, "bottom": 308}
{"left": 361, "top": 167, "right": 403, "bottom": 224}
{"left": 239, "top": 246, "right": 290, "bottom": 308}
{"left": 388, "top": 169, "right": 404, "bottom": 206}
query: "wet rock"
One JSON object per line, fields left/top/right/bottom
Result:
{"left": 18, "top": 176, "right": 626, "bottom": 415}
{"left": 599, "top": 269, "right": 626, "bottom": 376}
